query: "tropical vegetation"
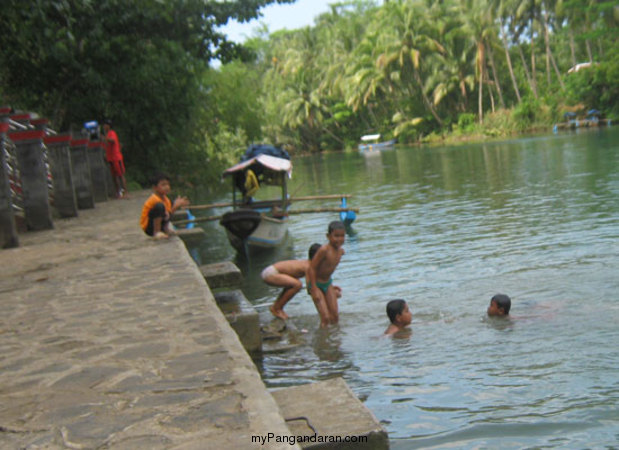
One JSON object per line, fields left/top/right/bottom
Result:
{"left": 1, "top": 0, "right": 617, "bottom": 188}
{"left": 247, "top": 0, "right": 619, "bottom": 151}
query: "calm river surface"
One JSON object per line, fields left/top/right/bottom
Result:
{"left": 190, "top": 127, "right": 619, "bottom": 448}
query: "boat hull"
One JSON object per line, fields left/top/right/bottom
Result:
{"left": 221, "top": 209, "right": 288, "bottom": 252}
{"left": 358, "top": 139, "right": 396, "bottom": 152}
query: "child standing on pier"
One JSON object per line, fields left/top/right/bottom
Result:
{"left": 102, "top": 118, "right": 128, "bottom": 198}
{"left": 307, "top": 221, "right": 346, "bottom": 327}
{"left": 140, "top": 173, "right": 190, "bottom": 239}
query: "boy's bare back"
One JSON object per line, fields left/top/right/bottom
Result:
{"left": 272, "top": 259, "right": 309, "bottom": 279}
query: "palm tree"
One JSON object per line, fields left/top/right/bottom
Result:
{"left": 339, "top": 15, "right": 384, "bottom": 111}
{"left": 497, "top": 0, "right": 523, "bottom": 103}
{"left": 541, "top": 0, "right": 565, "bottom": 90}
{"left": 259, "top": 29, "right": 326, "bottom": 149}
{"left": 425, "top": 2, "right": 477, "bottom": 115}
{"left": 514, "top": 0, "right": 542, "bottom": 98}
{"left": 459, "top": 0, "right": 499, "bottom": 123}
{"left": 374, "top": 1, "right": 445, "bottom": 127}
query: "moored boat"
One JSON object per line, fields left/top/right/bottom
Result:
{"left": 553, "top": 109, "right": 613, "bottom": 132}
{"left": 173, "top": 145, "right": 360, "bottom": 250}
{"left": 220, "top": 145, "right": 292, "bottom": 253}
{"left": 358, "top": 134, "right": 396, "bottom": 152}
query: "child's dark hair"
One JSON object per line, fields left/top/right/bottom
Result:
{"left": 308, "top": 243, "right": 321, "bottom": 260}
{"left": 328, "top": 220, "right": 345, "bottom": 234}
{"left": 150, "top": 172, "right": 170, "bottom": 187}
{"left": 386, "top": 299, "right": 407, "bottom": 324}
{"left": 491, "top": 294, "right": 511, "bottom": 314}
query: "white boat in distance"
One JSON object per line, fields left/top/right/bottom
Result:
{"left": 358, "top": 134, "right": 396, "bottom": 152}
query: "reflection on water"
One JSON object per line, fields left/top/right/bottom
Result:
{"left": 191, "top": 128, "right": 619, "bottom": 448}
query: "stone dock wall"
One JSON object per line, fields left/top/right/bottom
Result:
{"left": 0, "top": 191, "right": 297, "bottom": 449}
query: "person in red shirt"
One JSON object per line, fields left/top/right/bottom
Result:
{"left": 103, "top": 118, "right": 128, "bottom": 198}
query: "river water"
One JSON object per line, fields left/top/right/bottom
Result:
{"left": 190, "top": 127, "right": 619, "bottom": 448}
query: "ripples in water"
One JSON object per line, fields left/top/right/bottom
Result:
{"left": 196, "top": 128, "right": 619, "bottom": 448}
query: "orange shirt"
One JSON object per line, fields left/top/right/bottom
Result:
{"left": 140, "top": 193, "right": 172, "bottom": 231}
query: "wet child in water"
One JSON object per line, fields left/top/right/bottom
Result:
{"left": 307, "top": 220, "right": 346, "bottom": 327}
{"left": 262, "top": 243, "right": 321, "bottom": 320}
{"left": 384, "top": 299, "right": 413, "bottom": 336}
{"left": 487, "top": 293, "right": 511, "bottom": 316}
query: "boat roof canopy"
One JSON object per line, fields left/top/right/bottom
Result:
{"left": 361, "top": 134, "right": 381, "bottom": 142}
{"left": 223, "top": 154, "right": 292, "bottom": 178}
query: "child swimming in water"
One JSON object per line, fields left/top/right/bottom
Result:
{"left": 384, "top": 299, "right": 412, "bottom": 336}
{"left": 307, "top": 221, "right": 346, "bottom": 327}
{"left": 487, "top": 293, "right": 511, "bottom": 316}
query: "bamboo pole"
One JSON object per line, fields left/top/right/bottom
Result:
{"left": 174, "top": 214, "right": 222, "bottom": 225}
{"left": 288, "top": 207, "right": 359, "bottom": 215}
{"left": 172, "top": 207, "right": 359, "bottom": 225}
{"left": 186, "top": 194, "right": 354, "bottom": 211}
{"left": 287, "top": 194, "right": 353, "bottom": 202}
{"left": 185, "top": 202, "right": 236, "bottom": 210}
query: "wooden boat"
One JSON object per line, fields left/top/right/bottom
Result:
{"left": 358, "top": 134, "right": 396, "bottom": 152}
{"left": 172, "top": 145, "right": 360, "bottom": 250}
{"left": 553, "top": 109, "right": 613, "bottom": 132}
{"left": 220, "top": 146, "right": 292, "bottom": 252}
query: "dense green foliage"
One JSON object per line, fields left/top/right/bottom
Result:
{"left": 1, "top": 0, "right": 617, "bottom": 187}
{"left": 237, "top": 0, "right": 618, "bottom": 152}
{"left": 0, "top": 0, "right": 292, "bottom": 186}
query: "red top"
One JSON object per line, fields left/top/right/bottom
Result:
{"left": 105, "top": 129, "right": 123, "bottom": 161}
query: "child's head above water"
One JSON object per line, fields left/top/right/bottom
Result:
{"left": 487, "top": 293, "right": 511, "bottom": 316}
{"left": 386, "top": 299, "right": 412, "bottom": 329}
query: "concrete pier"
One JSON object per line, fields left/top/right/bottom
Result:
{"left": 87, "top": 141, "right": 109, "bottom": 202}
{"left": 214, "top": 290, "right": 262, "bottom": 354}
{"left": 8, "top": 129, "right": 53, "bottom": 231}
{"left": 0, "top": 191, "right": 297, "bottom": 449}
{"left": 70, "top": 138, "right": 95, "bottom": 210}
{"left": 44, "top": 133, "right": 78, "bottom": 218}
{"left": 0, "top": 122, "right": 19, "bottom": 248}
{"left": 272, "top": 378, "right": 389, "bottom": 449}
{"left": 200, "top": 261, "right": 243, "bottom": 290}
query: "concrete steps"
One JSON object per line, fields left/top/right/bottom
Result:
{"left": 272, "top": 378, "right": 389, "bottom": 449}
{"left": 197, "top": 260, "right": 389, "bottom": 449}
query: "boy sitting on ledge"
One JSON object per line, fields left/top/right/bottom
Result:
{"left": 140, "top": 173, "right": 190, "bottom": 240}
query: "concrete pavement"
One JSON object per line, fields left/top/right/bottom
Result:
{"left": 0, "top": 191, "right": 297, "bottom": 449}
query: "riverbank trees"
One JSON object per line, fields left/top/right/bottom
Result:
{"left": 238, "top": 0, "right": 618, "bottom": 151}
{"left": 0, "top": 0, "right": 293, "bottom": 186}
{"left": 1, "top": 0, "right": 617, "bottom": 188}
